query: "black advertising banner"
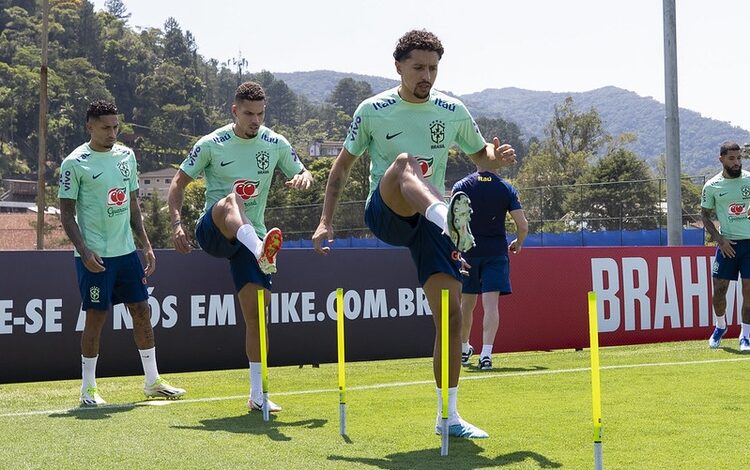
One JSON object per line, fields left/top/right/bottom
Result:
{"left": 0, "top": 248, "right": 435, "bottom": 383}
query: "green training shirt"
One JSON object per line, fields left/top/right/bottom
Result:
{"left": 180, "top": 124, "right": 304, "bottom": 237}
{"left": 58, "top": 143, "right": 139, "bottom": 257}
{"left": 701, "top": 170, "right": 750, "bottom": 240}
{"left": 344, "top": 87, "right": 486, "bottom": 202}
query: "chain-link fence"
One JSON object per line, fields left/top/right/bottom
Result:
{"left": 265, "top": 176, "right": 709, "bottom": 246}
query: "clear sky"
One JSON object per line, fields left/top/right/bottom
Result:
{"left": 92, "top": 0, "right": 750, "bottom": 132}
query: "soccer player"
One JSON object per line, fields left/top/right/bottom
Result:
{"left": 168, "top": 81, "right": 313, "bottom": 412}
{"left": 312, "top": 30, "right": 516, "bottom": 438}
{"left": 59, "top": 100, "right": 185, "bottom": 406}
{"left": 702, "top": 141, "right": 750, "bottom": 351}
{"left": 452, "top": 164, "right": 528, "bottom": 370}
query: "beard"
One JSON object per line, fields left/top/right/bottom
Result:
{"left": 726, "top": 166, "right": 742, "bottom": 178}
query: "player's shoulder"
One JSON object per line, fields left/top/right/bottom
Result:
{"left": 258, "top": 126, "right": 291, "bottom": 148}
{"left": 704, "top": 171, "right": 725, "bottom": 187}
{"left": 453, "top": 171, "right": 480, "bottom": 189}
{"left": 61, "top": 143, "right": 93, "bottom": 166}
{"left": 197, "top": 123, "right": 234, "bottom": 147}
{"left": 111, "top": 143, "right": 134, "bottom": 158}
{"left": 356, "top": 87, "right": 400, "bottom": 115}
{"left": 429, "top": 89, "right": 469, "bottom": 114}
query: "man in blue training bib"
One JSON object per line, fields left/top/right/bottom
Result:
{"left": 453, "top": 165, "right": 528, "bottom": 371}
{"left": 313, "top": 30, "right": 516, "bottom": 439}
{"left": 168, "top": 82, "right": 313, "bottom": 413}
{"left": 59, "top": 100, "right": 185, "bottom": 406}
{"left": 702, "top": 141, "right": 750, "bottom": 351}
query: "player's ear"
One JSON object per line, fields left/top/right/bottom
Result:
{"left": 395, "top": 61, "right": 402, "bottom": 76}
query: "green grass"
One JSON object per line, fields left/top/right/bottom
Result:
{"left": 1, "top": 340, "right": 746, "bottom": 469}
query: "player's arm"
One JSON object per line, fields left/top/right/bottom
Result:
{"left": 59, "top": 197, "right": 105, "bottom": 273}
{"left": 700, "top": 206, "right": 736, "bottom": 258}
{"left": 129, "top": 191, "right": 156, "bottom": 276}
{"left": 285, "top": 169, "right": 314, "bottom": 190}
{"left": 469, "top": 137, "right": 517, "bottom": 170}
{"left": 312, "top": 147, "right": 358, "bottom": 255}
{"left": 167, "top": 169, "right": 195, "bottom": 254}
{"left": 508, "top": 208, "right": 529, "bottom": 254}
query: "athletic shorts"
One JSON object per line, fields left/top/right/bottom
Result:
{"left": 461, "top": 255, "right": 512, "bottom": 295}
{"left": 75, "top": 251, "right": 148, "bottom": 310}
{"left": 364, "top": 184, "right": 461, "bottom": 286}
{"left": 712, "top": 239, "right": 750, "bottom": 280}
{"left": 195, "top": 204, "right": 271, "bottom": 291}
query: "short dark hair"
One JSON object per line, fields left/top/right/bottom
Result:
{"left": 234, "top": 81, "right": 265, "bottom": 103}
{"left": 86, "top": 100, "right": 118, "bottom": 121}
{"left": 720, "top": 141, "right": 741, "bottom": 156}
{"left": 393, "top": 30, "right": 444, "bottom": 62}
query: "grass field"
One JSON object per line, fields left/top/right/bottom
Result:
{"left": 2, "top": 340, "right": 747, "bottom": 469}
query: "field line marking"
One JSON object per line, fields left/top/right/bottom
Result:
{"left": 3, "top": 355, "right": 749, "bottom": 418}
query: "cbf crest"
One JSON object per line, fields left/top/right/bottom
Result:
{"left": 117, "top": 160, "right": 130, "bottom": 178}
{"left": 430, "top": 120, "right": 445, "bottom": 145}
{"left": 742, "top": 185, "right": 750, "bottom": 199}
{"left": 256, "top": 151, "right": 270, "bottom": 172}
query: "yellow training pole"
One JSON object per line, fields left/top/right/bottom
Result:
{"left": 257, "top": 289, "right": 270, "bottom": 421}
{"left": 588, "top": 291, "right": 603, "bottom": 469}
{"left": 337, "top": 288, "right": 347, "bottom": 435}
{"left": 440, "top": 288, "right": 449, "bottom": 456}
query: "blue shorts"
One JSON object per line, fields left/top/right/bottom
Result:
{"left": 461, "top": 255, "right": 512, "bottom": 295}
{"left": 75, "top": 251, "right": 148, "bottom": 310}
{"left": 195, "top": 204, "right": 271, "bottom": 291}
{"left": 364, "top": 184, "right": 461, "bottom": 286}
{"left": 713, "top": 239, "right": 750, "bottom": 280}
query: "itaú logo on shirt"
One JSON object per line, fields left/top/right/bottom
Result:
{"left": 416, "top": 156, "right": 434, "bottom": 177}
{"left": 233, "top": 179, "right": 261, "bottom": 200}
{"left": 107, "top": 187, "right": 128, "bottom": 206}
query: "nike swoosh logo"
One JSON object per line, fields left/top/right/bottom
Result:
{"left": 719, "top": 192, "right": 728, "bottom": 197}
{"left": 93, "top": 172, "right": 103, "bottom": 179}
{"left": 220, "top": 161, "right": 234, "bottom": 167}
{"left": 386, "top": 132, "right": 403, "bottom": 140}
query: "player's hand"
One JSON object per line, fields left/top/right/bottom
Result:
{"left": 312, "top": 221, "right": 334, "bottom": 255}
{"left": 509, "top": 238, "right": 523, "bottom": 254}
{"left": 491, "top": 137, "right": 516, "bottom": 166}
{"left": 285, "top": 170, "right": 313, "bottom": 191}
{"left": 142, "top": 247, "right": 156, "bottom": 276}
{"left": 172, "top": 223, "right": 193, "bottom": 254}
{"left": 81, "top": 248, "right": 105, "bottom": 273}
{"left": 459, "top": 255, "right": 472, "bottom": 276}
{"left": 718, "top": 236, "right": 736, "bottom": 258}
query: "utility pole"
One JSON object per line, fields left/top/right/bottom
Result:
{"left": 36, "top": 0, "right": 49, "bottom": 250}
{"left": 663, "top": 0, "right": 683, "bottom": 245}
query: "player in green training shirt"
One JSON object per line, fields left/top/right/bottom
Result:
{"left": 168, "top": 82, "right": 313, "bottom": 413}
{"left": 59, "top": 100, "right": 185, "bottom": 406}
{"left": 312, "top": 30, "right": 516, "bottom": 439}
{"left": 701, "top": 141, "right": 750, "bottom": 351}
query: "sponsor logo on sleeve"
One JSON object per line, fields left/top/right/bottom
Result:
{"left": 261, "top": 132, "right": 279, "bottom": 144}
{"left": 372, "top": 97, "right": 396, "bottom": 111}
{"left": 433, "top": 97, "right": 456, "bottom": 112}
{"left": 186, "top": 146, "right": 201, "bottom": 166}
{"left": 212, "top": 133, "right": 232, "bottom": 144}
{"left": 60, "top": 170, "right": 72, "bottom": 191}
{"left": 347, "top": 116, "right": 362, "bottom": 142}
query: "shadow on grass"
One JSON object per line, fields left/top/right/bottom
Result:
{"left": 720, "top": 346, "right": 750, "bottom": 355}
{"left": 172, "top": 412, "right": 326, "bottom": 442}
{"left": 48, "top": 403, "right": 137, "bottom": 420}
{"left": 462, "top": 365, "right": 549, "bottom": 375}
{"left": 329, "top": 440, "right": 561, "bottom": 469}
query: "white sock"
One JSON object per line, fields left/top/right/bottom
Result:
{"left": 425, "top": 201, "right": 449, "bottom": 233}
{"left": 481, "top": 344, "right": 493, "bottom": 359}
{"left": 139, "top": 347, "right": 159, "bottom": 386}
{"left": 742, "top": 323, "right": 750, "bottom": 339}
{"left": 249, "top": 362, "right": 262, "bottom": 402}
{"left": 462, "top": 342, "right": 471, "bottom": 354}
{"left": 236, "top": 224, "right": 262, "bottom": 259}
{"left": 81, "top": 355, "right": 98, "bottom": 390}
{"left": 715, "top": 315, "right": 727, "bottom": 329}
{"left": 436, "top": 387, "right": 459, "bottom": 421}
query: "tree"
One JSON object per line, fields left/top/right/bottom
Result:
{"left": 104, "top": 0, "right": 130, "bottom": 20}
{"left": 571, "top": 148, "right": 658, "bottom": 231}
{"left": 142, "top": 191, "right": 172, "bottom": 248}
{"left": 326, "top": 78, "right": 372, "bottom": 117}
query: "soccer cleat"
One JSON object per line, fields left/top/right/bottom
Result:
{"left": 740, "top": 337, "right": 750, "bottom": 352}
{"left": 446, "top": 191, "right": 475, "bottom": 252}
{"left": 461, "top": 345, "right": 474, "bottom": 366}
{"left": 80, "top": 385, "right": 106, "bottom": 407}
{"left": 248, "top": 397, "right": 282, "bottom": 413}
{"left": 435, "top": 417, "right": 489, "bottom": 439}
{"left": 708, "top": 327, "right": 727, "bottom": 349}
{"left": 258, "top": 227, "right": 283, "bottom": 274}
{"left": 478, "top": 356, "right": 493, "bottom": 370}
{"left": 143, "top": 377, "right": 186, "bottom": 399}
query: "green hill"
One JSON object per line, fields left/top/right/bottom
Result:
{"left": 275, "top": 71, "right": 749, "bottom": 176}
